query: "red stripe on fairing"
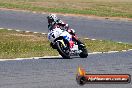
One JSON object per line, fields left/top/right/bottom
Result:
{"left": 69, "top": 41, "right": 74, "bottom": 48}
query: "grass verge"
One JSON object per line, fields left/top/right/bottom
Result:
{"left": 0, "top": 0, "right": 132, "bottom": 18}
{"left": 0, "top": 29, "right": 132, "bottom": 59}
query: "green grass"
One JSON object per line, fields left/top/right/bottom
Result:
{"left": 0, "top": 29, "right": 58, "bottom": 59}
{"left": 83, "top": 39, "right": 132, "bottom": 52}
{"left": 0, "top": 29, "right": 132, "bottom": 59}
{"left": 0, "top": 0, "right": 132, "bottom": 18}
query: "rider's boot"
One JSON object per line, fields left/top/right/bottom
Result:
{"left": 76, "top": 40, "right": 85, "bottom": 48}
{"left": 50, "top": 42, "right": 56, "bottom": 49}
{"left": 72, "top": 35, "right": 85, "bottom": 48}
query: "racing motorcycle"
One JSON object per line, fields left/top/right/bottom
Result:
{"left": 48, "top": 25, "right": 88, "bottom": 59}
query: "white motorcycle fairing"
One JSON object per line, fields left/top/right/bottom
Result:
{"left": 48, "top": 27, "right": 72, "bottom": 43}
{"left": 48, "top": 27, "right": 80, "bottom": 54}
{"left": 47, "top": 26, "right": 88, "bottom": 58}
{"left": 48, "top": 28, "right": 64, "bottom": 43}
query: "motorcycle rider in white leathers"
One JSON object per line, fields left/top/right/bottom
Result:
{"left": 47, "top": 14, "right": 84, "bottom": 49}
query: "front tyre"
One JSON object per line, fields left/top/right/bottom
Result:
{"left": 56, "top": 41, "right": 71, "bottom": 59}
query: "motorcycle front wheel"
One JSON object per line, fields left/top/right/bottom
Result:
{"left": 56, "top": 41, "right": 71, "bottom": 59}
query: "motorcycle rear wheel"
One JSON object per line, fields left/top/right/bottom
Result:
{"left": 79, "top": 45, "right": 88, "bottom": 58}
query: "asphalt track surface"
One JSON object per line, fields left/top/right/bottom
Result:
{"left": 0, "top": 10, "right": 132, "bottom": 88}
{"left": 0, "top": 51, "right": 132, "bottom": 88}
{"left": 0, "top": 10, "right": 132, "bottom": 43}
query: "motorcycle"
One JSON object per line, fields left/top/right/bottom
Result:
{"left": 48, "top": 25, "right": 88, "bottom": 59}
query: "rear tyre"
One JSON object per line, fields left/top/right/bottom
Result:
{"left": 79, "top": 45, "right": 88, "bottom": 58}
{"left": 56, "top": 41, "right": 71, "bottom": 59}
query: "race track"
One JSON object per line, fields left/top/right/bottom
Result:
{"left": 0, "top": 10, "right": 132, "bottom": 43}
{"left": 0, "top": 51, "right": 132, "bottom": 88}
{"left": 0, "top": 10, "right": 132, "bottom": 88}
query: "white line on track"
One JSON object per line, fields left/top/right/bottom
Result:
{"left": 16, "top": 30, "right": 21, "bottom": 32}
{"left": 41, "top": 33, "right": 46, "bottom": 35}
{"left": 0, "top": 28, "right": 132, "bottom": 61}
{"left": 33, "top": 32, "right": 39, "bottom": 33}
{"left": 0, "top": 28, "right": 4, "bottom": 29}
{"left": 25, "top": 31, "right": 30, "bottom": 33}
{"left": 7, "top": 29, "right": 13, "bottom": 30}
{"left": 89, "top": 52, "right": 103, "bottom": 55}
{"left": 107, "top": 51, "right": 119, "bottom": 53}
{"left": 122, "top": 50, "right": 127, "bottom": 52}
{"left": 0, "top": 56, "right": 62, "bottom": 61}
{"left": 118, "top": 42, "right": 123, "bottom": 43}
{"left": 0, "top": 49, "right": 132, "bottom": 61}
{"left": 84, "top": 38, "right": 89, "bottom": 39}
{"left": 91, "top": 39, "right": 96, "bottom": 40}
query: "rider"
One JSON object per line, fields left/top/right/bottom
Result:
{"left": 47, "top": 14, "right": 84, "bottom": 48}
{"left": 47, "top": 14, "right": 75, "bottom": 35}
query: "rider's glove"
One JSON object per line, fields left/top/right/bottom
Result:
{"left": 70, "top": 29, "right": 75, "bottom": 34}
{"left": 64, "top": 24, "right": 69, "bottom": 30}
{"left": 67, "top": 28, "right": 76, "bottom": 35}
